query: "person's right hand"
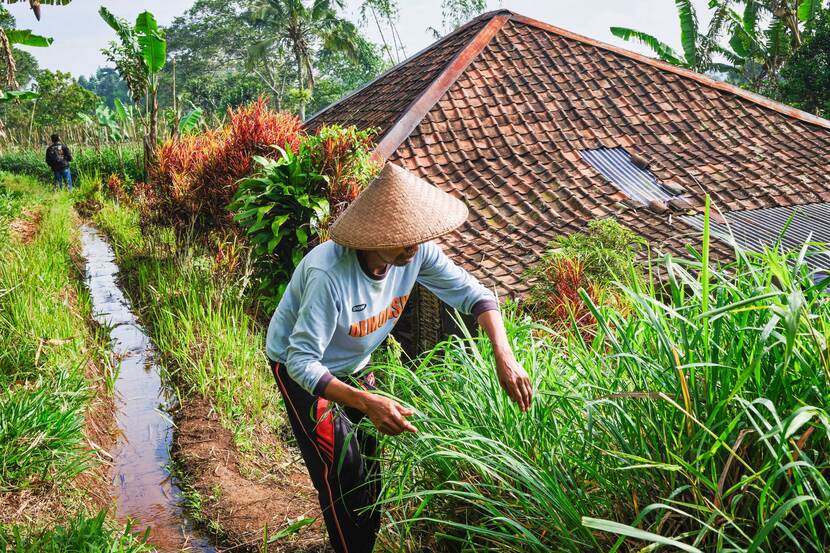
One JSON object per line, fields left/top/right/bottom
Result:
{"left": 363, "top": 394, "right": 417, "bottom": 435}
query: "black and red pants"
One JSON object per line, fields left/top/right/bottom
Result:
{"left": 270, "top": 361, "right": 381, "bottom": 553}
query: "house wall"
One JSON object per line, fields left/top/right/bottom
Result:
{"left": 392, "top": 283, "right": 475, "bottom": 360}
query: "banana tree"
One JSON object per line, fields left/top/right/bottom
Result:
{"left": 0, "top": 24, "right": 49, "bottom": 139}
{"left": 1, "top": 26, "right": 51, "bottom": 89}
{"left": 113, "top": 97, "right": 137, "bottom": 140}
{"left": 1, "top": 0, "right": 71, "bottom": 21}
{"left": 165, "top": 99, "right": 203, "bottom": 136}
{"left": 610, "top": 0, "right": 727, "bottom": 72}
{"left": 79, "top": 102, "right": 124, "bottom": 142}
{"left": 1, "top": 0, "right": 65, "bottom": 87}
{"left": 723, "top": 0, "right": 828, "bottom": 88}
{"left": 99, "top": 7, "right": 166, "bottom": 181}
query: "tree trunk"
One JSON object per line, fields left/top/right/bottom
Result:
{"left": 171, "top": 58, "right": 178, "bottom": 139}
{"left": 296, "top": 49, "right": 305, "bottom": 121}
{"left": 143, "top": 86, "right": 159, "bottom": 183}
{"left": 0, "top": 28, "right": 19, "bottom": 90}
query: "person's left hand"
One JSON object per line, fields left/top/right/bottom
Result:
{"left": 494, "top": 352, "right": 532, "bottom": 412}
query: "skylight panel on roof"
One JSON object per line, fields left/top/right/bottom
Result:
{"left": 681, "top": 203, "right": 830, "bottom": 273}
{"left": 579, "top": 147, "right": 676, "bottom": 204}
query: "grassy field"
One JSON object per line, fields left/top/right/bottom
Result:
{"left": 0, "top": 173, "right": 150, "bottom": 550}
{"left": 4, "top": 168, "right": 827, "bottom": 552}
{"left": 88, "top": 189, "right": 830, "bottom": 552}
{"left": 0, "top": 145, "right": 143, "bottom": 186}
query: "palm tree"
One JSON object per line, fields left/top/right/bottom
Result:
{"left": 611, "top": 0, "right": 827, "bottom": 90}
{"left": 250, "top": 0, "right": 359, "bottom": 120}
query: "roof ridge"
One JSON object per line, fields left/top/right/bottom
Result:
{"left": 509, "top": 13, "right": 830, "bottom": 131}
{"left": 304, "top": 11, "right": 508, "bottom": 126}
{"left": 372, "top": 14, "right": 511, "bottom": 160}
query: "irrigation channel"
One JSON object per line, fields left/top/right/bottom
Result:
{"left": 80, "top": 224, "right": 215, "bottom": 552}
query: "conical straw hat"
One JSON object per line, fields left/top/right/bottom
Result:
{"left": 329, "top": 163, "right": 468, "bottom": 250}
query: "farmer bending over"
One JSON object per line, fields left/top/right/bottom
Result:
{"left": 45, "top": 133, "right": 73, "bottom": 191}
{"left": 266, "top": 162, "right": 533, "bottom": 553}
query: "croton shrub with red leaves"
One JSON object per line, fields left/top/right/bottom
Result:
{"left": 153, "top": 98, "right": 378, "bottom": 237}
{"left": 523, "top": 218, "right": 644, "bottom": 338}
{"left": 154, "top": 98, "right": 304, "bottom": 230}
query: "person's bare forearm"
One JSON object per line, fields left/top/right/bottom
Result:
{"left": 476, "top": 308, "right": 533, "bottom": 411}
{"left": 320, "top": 376, "right": 370, "bottom": 412}
{"left": 477, "top": 309, "right": 512, "bottom": 356}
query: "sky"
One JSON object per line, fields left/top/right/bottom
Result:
{"left": 7, "top": 0, "right": 712, "bottom": 79}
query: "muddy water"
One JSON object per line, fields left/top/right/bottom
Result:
{"left": 80, "top": 225, "right": 214, "bottom": 553}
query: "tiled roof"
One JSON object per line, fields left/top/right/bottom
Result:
{"left": 307, "top": 10, "right": 830, "bottom": 298}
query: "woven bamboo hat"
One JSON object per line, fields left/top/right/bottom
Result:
{"left": 329, "top": 162, "right": 468, "bottom": 250}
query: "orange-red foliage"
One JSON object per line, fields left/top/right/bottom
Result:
{"left": 105, "top": 173, "right": 128, "bottom": 204}
{"left": 532, "top": 257, "right": 599, "bottom": 341}
{"left": 307, "top": 126, "right": 379, "bottom": 217}
{"left": 155, "top": 98, "right": 304, "bottom": 230}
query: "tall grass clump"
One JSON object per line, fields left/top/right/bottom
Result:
{"left": 0, "top": 511, "right": 151, "bottom": 552}
{"left": 377, "top": 230, "right": 829, "bottom": 551}
{"left": 0, "top": 180, "right": 93, "bottom": 490}
{"left": 92, "top": 201, "right": 283, "bottom": 459}
{"left": 0, "top": 180, "right": 23, "bottom": 222}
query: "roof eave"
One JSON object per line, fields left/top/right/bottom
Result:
{"left": 372, "top": 14, "right": 511, "bottom": 161}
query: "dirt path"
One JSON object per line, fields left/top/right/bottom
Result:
{"left": 9, "top": 207, "right": 42, "bottom": 244}
{"left": 175, "top": 397, "right": 326, "bottom": 552}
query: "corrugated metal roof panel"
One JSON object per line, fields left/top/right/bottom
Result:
{"left": 681, "top": 203, "right": 830, "bottom": 272}
{"left": 579, "top": 147, "right": 674, "bottom": 204}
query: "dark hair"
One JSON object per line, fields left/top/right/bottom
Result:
{"left": 50, "top": 134, "right": 60, "bottom": 143}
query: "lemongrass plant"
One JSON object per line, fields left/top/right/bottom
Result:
{"left": 375, "top": 219, "right": 829, "bottom": 552}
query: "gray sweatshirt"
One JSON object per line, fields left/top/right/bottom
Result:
{"left": 265, "top": 240, "right": 497, "bottom": 394}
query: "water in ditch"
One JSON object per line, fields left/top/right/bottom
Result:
{"left": 80, "top": 224, "right": 215, "bottom": 553}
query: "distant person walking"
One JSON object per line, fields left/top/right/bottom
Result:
{"left": 45, "top": 134, "right": 73, "bottom": 191}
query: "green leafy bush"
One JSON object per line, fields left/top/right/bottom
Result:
{"left": 543, "top": 218, "right": 645, "bottom": 284}
{"left": 524, "top": 218, "right": 643, "bottom": 328}
{"left": 228, "top": 124, "right": 378, "bottom": 309}
{"left": 0, "top": 145, "right": 142, "bottom": 185}
{"left": 230, "top": 148, "right": 328, "bottom": 308}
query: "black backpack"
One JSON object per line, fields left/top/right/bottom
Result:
{"left": 46, "top": 143, "right": 66, "bottom": 169}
